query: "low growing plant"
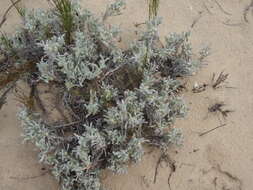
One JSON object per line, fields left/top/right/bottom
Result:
{"left": 0, "top": 0, "right": 208, "bottom": 189}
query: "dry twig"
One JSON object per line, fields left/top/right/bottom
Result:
{"left": 166, "top": 155, "right": 176, "bottom": 190}
{"left": 192, "top": 82, "right": 208, "bottom": 93}
{"left": 10, "top": 170, "right": 49, "bottom": 180}
{"left": 191, "top": 11, "right": 203, "bottom": 29}
{"left": 0, "top": 83, "right": 15, "bottom": 110}
{"left": 243, "top": 0, "right": 253, "bottom": 23}
{"left": 153, "top": 153, "right": 164, "bottom": 184}
{"left": 134, "top": 22, "right": 146, "bottom": 27}
{"left": 53, "top": 120, "right": 82, "bottom": 129}
{"left": 199, "top": 124, "right": 226, "bottom": 137}
{"left": 203, "top": 2, "right": 213, "bottom": 15}
{"left": 153, "top": 152, "right": 176, "bottom": 190}
{"left": 0, "top": 0, "right": 22, "bottom": 29}
{"left": 208, "top": 102, "right": 233, "bottom": 119}
{"left": 212, "top": 71, "right": 229, "bottom": 89}
{"left": 222, "top": 20, "right": 243, "bottom": 27}
{"left": 212, "top": 0, "right": 232, "bottom": 16}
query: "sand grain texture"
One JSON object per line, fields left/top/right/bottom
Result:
{"left": 0, "top": 0, "right": 253, "bottom": 190}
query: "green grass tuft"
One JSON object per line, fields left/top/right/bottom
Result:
{"left": 148, "top": 0, "right": 160, "bottom": 20}
{"left": 51, "top": 0, "right": 74, "bottom": 44}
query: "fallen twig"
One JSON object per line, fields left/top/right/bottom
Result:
{"left": 153, "top": 153, "right": 164, "bottom": 184}
{"left": 29, "top": 83, "right": 47, "bottom": 114}
{"left": 199, "top": 124, "right": 226, "bottom": 137}
{"left": 215, "top": 164, "right": 243, "bottom": 190}
{"left": 208, "top": 102, "right": 233, "bottom": 119}
{"left": 243, "top": 0, "right": 253, "bottom": 23}
{"left": 222, "top": 20, "right": 243, "bottom": 27}
{"left": 191, "top": 11, "right": 203, "bottom": 28}
{"left": 0, "top": 83, "right": 15, "bottom": 110}
{"left": 134, "top": 22, "right": 146, "bottom": 27}
{"left": 212, "top": 71, "right": 229, "bottom": 89}
{"left": 192, "top": 82, "right": 208, "bottom": 93}
{"left": 0, "top": 0, "right": 22, "bottom": 29}
{"left": 10, "top": 170, "right": 49, "bottom": 180}
{"left": 99, "top": 63, "right": 126, "bottom": 82}
{"left": 53, "top": 120, "right": 82, "bottom": 129}
{"left": 208, "top": 102, "right": 226, "bottom": 113}
{"left": 153, "top": 152, "right": 176, "bottom": 189}
{"left": 212, "top": 0, "right": 232, "bottom": 16}
{"left": 166, "top": 156, "right": 176, "bottom": 190}
{"left": 203, "top": 2, "right": 213, "bottom": 15}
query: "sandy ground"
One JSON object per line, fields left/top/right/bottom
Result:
{"left": 1, "top": 0, "right": 253, "bottom": 190}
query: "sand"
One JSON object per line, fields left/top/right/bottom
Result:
{"left": 0, "top": 0, "right": 253, "bottom": 190}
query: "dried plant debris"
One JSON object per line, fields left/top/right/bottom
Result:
{"left": 203, "top": 2, "right": 213, "bottom": 15}
{"left": 148, "top": 0, "right": 160, "bottom": 20}
{"left": 222, "top": 19, "right": 243, "bottom": 27}
{"left": 0, "top": 0, "right": 209, "bottom": 190}
{"left": 0, "top": 83, "right": 15, "bottom": 110}
{"left": 192, "top": 82, "right": 208, "bottom": 93}
{"left": 192, "top": 70, "right": 233, "bottom": 93}
{"left": 10, "top": 0, "right": 25, "bottom": 17}
{"left": 212, "top": 0, "right": 232, "bottom": 16}
{"left": 243, "top": 0, "right": 253, "bottom": 23}
{"left": 212, "top": 71, "right": 229, "bottom": 89}
{"left": 153, "top": 152, "right": 176, "bottom": 186}
{"left": 208, "top": 102, "right": 233, "bottom": 120}
{"left": 199, "top": 124, "right": 226, "bottom": 137}
{"left": 0, "top": 0, "right": 22, "bottom": 29}
{"left": 191, "top": 11, "right": 204, "bottom": 29}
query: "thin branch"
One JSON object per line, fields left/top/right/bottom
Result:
{"left": 191, "top": 11, "right": 203, "bottom": 29}
{"left": 0, "top": 82, "right": 15, "bottom": 110}
{"left": 212, "top": 71, "right": 229, "bottom": 89}
{"left": 153, "top": 152, "right": 163, "bottom": 184}
{"left": 10, "top": 170, "right": 49, "bottom": 180}
{"left": 10, "top": 0, "right": 25, "bottom": 17}
{"left": 53, "top": 120, "right": 82, "bottom": 129}
{"left": 153, "top": 152, "right": 176, "bottom": 186}
{"left": 134, "top": 22, "right": 146, "bottom": 27}
{"left": 166, "top": 155, "right": 176, "bottom": 190}
{"left": 222, "top": 20, "right": 243, "bottom": 27}
{"left": 243, "top": 0, "right": 253, "bottom": 23}
{"left": 199, "top": 124, "right": 226, "bottom": 137}
{"left": 99, "top": 63, "right": 126, "bottom": 82}
{"left": 33, "top": 85, "right": 47, "bottom": 114}
{"left": 0, "top": 0, "right": 22, "bottom": 29}
{"left": 212, "top": 0, "right": 232, "bottom": 16}
{"left": 203, "top": 2, "right": 213, "bottom": 15}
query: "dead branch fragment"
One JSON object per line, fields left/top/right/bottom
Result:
{"left": 153, "top": 153, "right": 176, "bottom": 185}
{"left": 212, "top": 0, "right": 232, "bottom": 16}
{"left": 243, "top": 0, "right": 253, "bottom": 23}
{"left": 203, "top": 2, "right": 213, "bottom": 15}
{"left": 134, "top": 22, "right": 146, "bottom": 27}
{"left": 191, "top": 11, "right": 203, "bottom": 29}
{"left": 28, "top": 83, "right": 47, "bottom": 114}
{"left": 0, "top": 0, "right": 22, "bottom": 29}
{"left": 10, "top": 170, "right": 49, "bottom": 180}
{"left": 208, "top": 102, "right": 233, "bottom": 119}
{"left": 166, "top": 155, "right": 176, "bottom": 190}
{"left": 222, "top": 19, "right": 243, "bottom": 27}
{"left": 199, "top": 124, "right": 226, "bottom": 137}
{"left": 153, "top": 153, "right": 164, "bottom": 184}
{"left": 192, "top": 82, "right": 208, "bottom": 93}
{"left": 212, "top": 71, "right": 229, "bottom": 89}
{"left": 53, "top": 120, "right": 82, "bottom": 129}
{"left": 215, "top": 164, "right": 243, "bottom": 190}
{"left": 0, "top": 82, "right": 15, "bottom": 110}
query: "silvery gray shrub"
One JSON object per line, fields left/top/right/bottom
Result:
{"left": 0, "top": 0, "right": 208, "bottom": 190}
